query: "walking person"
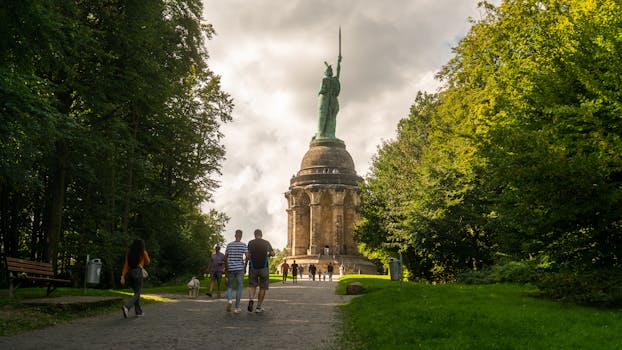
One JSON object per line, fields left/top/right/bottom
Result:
{"left": 120, "top": 239, "right": 150, "bottom": 318}
{"left": 299, "top": 264, "right": 304, "bottom": 280}
{"left": 309, "top": 263, "right": 317, "bottom": 281}
{"left": 247, "top": 229, "right": 274, "bottom": 313}
{"left": 281, "top": 259, "right": 290, "bottom": 284}
{"left": 206, "top": 245, "right": 225, "bottom": 297}
{"left": 327, "top": 262, "right": 334, "bottom": 281}
{"left": 291, "top": 260, "right": 299, "bottom": 284}
{"left": 224, "top": 229, "right": 249, "bottom": 314}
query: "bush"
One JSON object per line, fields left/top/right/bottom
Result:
{"left": 458, "top": 260, "right": 537, "bottom": 284}
{"left": 535, "top": 269, "right": 622, "bottom": 308}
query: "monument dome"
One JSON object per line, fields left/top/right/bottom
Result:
{"left": 291, "top": 139, "right": 361, "bottom": 187}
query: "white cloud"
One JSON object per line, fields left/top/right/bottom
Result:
{"left": 202, "top": 0, "right": 485, "bottom": 248}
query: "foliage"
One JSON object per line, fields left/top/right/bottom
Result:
{"left": 356, "top": 0, "right": 622, "bottom": 302}
{"left": 458, "top": 260, "right": 538, "bottom": 285}
{"left": 535, "top": 268, "right": 622, "bottom": 307}
{"left": 447, "top": 0, "right": 622, "bottom": 273}
{"left": 269, "top": 249, "right": 287, "bottom": 274}
{"left": 356, "top": 91, "right": 494, "bottom": 282}
{"left": 0, "top": 1, "right": 232, "bottom": 287}
{"left": 337, "top": 276, "right": 622, "bottom": 350}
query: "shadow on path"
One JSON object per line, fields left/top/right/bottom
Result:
{"left": 0, "top": 280, "right": 353, "bottom": 350}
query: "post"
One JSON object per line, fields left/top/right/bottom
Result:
{"left": 84, "top": 254, "right": 89, "bottom": 293}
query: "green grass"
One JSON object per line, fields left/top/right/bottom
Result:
{"left": 337, "top": 275, "right": 622, "bottom": 350}
{"left": 0, "top": 274, "right": 282, "bottom": 336}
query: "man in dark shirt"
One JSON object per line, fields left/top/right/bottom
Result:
{"left": 327, "top": 262, "right": 334, "bottom": 281}
{"left": 291, "top": 260, "right": 299, "bottom": 284}
{"left": 247, "top": 229, "right": 274, "bottom": 313}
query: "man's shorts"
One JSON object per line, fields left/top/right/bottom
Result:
{"left": 210, "top": 271, "right": 223, "bottom": 282}
{"left": 249, "top": 267, "right": 270, "bottom": 290}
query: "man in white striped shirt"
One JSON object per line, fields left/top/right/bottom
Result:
{"left": 224, "top": 229, "right": 249, "bottom": 313}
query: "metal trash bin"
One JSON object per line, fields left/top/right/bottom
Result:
{"left": 86, "top": 258, "right": 103, "bottom": 285}
{"left": 389, "top": 258, "right": 401, "bottom": 281}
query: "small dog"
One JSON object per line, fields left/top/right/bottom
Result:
{"left": 187, "top": 276, "right": 200, "bottom": 298}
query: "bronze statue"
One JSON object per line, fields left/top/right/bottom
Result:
{"left": 316, "top": 28, "right": 342, "bottom": 140}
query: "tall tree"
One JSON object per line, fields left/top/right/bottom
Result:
{"left": 357, "top": 1, "right": 622, "bottom": 288}
{"left": 1, "top": 0, "right": 232, "bottom": 284}
{"left": 440, "top": 0, "right": 622, "bottom": 270}
{"left": 356, "top": 92, "right": 493, "bottom": 281}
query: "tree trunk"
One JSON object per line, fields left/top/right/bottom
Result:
{"left": 122, "top": 115, "right": 139, "bottom": 234}
{"left": 1, "top": 183, "right": 10, "bottom": 259}
{"left": 44, "top": 141, "right": 69, "bottom": 268}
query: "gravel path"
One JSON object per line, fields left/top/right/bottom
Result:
{"left": 0, "top": 280, "right": 352, "bottom": 349}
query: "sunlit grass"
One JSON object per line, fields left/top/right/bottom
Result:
{"left": 337, "top": 276, "right": 622, "bottom": 349}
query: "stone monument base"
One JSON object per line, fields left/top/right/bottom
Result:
{"left": 286, "top": 254, "right": 377, "bottom": 276}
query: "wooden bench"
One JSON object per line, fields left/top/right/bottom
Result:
{"left": 7, "top": 257, "right": 71, "bottom": 298}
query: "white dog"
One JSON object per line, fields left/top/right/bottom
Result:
{"left": 187, "top": 276, "right": 200, "bottom": 298}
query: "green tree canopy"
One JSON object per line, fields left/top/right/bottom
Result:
{"left": 1, "top": 0, "right": 232, "bottom": 286}
{"left": 357, "top": 0, "right": 622, "bottom": 288}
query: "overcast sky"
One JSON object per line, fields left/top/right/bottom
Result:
{"left": 201, "top": 1, "right": 489, "bottom": 249}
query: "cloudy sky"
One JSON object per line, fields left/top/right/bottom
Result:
{"left": 201, "top": 1, "right": 489, "bottom": 249}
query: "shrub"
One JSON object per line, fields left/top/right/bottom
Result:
{"left": 458, "top": 260, "right": 537, "bottom": 284}
{"left": 535, "top": 269, "right": 622, "bottom": 308}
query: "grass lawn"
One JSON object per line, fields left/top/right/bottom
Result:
{"left": 337, "top": 275, "right": 622, "bottom": 350}
{"left": 0, "top": 274, "right": 282, "bottom": 336}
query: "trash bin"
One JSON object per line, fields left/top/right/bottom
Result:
{"left": 86, "top": 258, "right": 103, "bottom": 285}
{"left": 388, "top": 258, "right": 401, "bottom": 281}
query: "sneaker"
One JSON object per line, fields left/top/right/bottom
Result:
{"left": 247, "top": 299, "right": 254, "bottom": 312}
{"left": 254, "top": 306, "right": 264, "bottom": 314}
{"left": 135, "top": 312, "right": 144, "bottom": 317}
{"left": 122, "top": 306, "right": 129, "bottom": 319}
{"left": 226, "top": 301, "right": 232, "bottom": 312}
{"left": 206, "top": 292, "right": 212, "bottom": 297}
{"left": 233, "top": 308, "right": 241, "bottom": 314}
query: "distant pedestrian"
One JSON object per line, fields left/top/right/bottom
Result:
{"left": 309, "top": 264, "right": 317, "bottom": 281}
{"left": 281, "top": 259, "right": 290, "bottom": 284}
{"left": 327, "top": 262, "right": 334, "bottom": 281}
{"left": 224, "top": 230, "right": 249, "bottom": 314}
{"left": 206, "top": 245, "right": 225, "bottom": 297}
{"left": 247, "top": 229, "right": 274, "bottom": 313}
{"left": 299, "top": 264, "right": 304, "bottom": 279}
{"left": 291, "top": 260, "right": 299, "bottom": 284}
{"left": 120, "top": 239, "right": 150, "bottom": 318}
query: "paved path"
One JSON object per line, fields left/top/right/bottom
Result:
{"left": 0, "top": 280, "right": 352, "bottom": 350}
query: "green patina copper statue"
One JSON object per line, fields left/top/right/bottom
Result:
{"left": 315, "top": 28, "right": 342, "bottom": 140}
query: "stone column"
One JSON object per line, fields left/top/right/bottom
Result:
{"left": 292, "top": 203, "right": 304, "bottom": 255}
{"left": 342, "top": 187, "right": 361, "bottom": 256}
{"left": 332, "top": 188, "right": 346, "bottom": 255}
{"left": 308, "top": 188, "right": 321, "bottom": 255}
{"left": 286, "top": 207, "right": 293, "bottom": 255}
